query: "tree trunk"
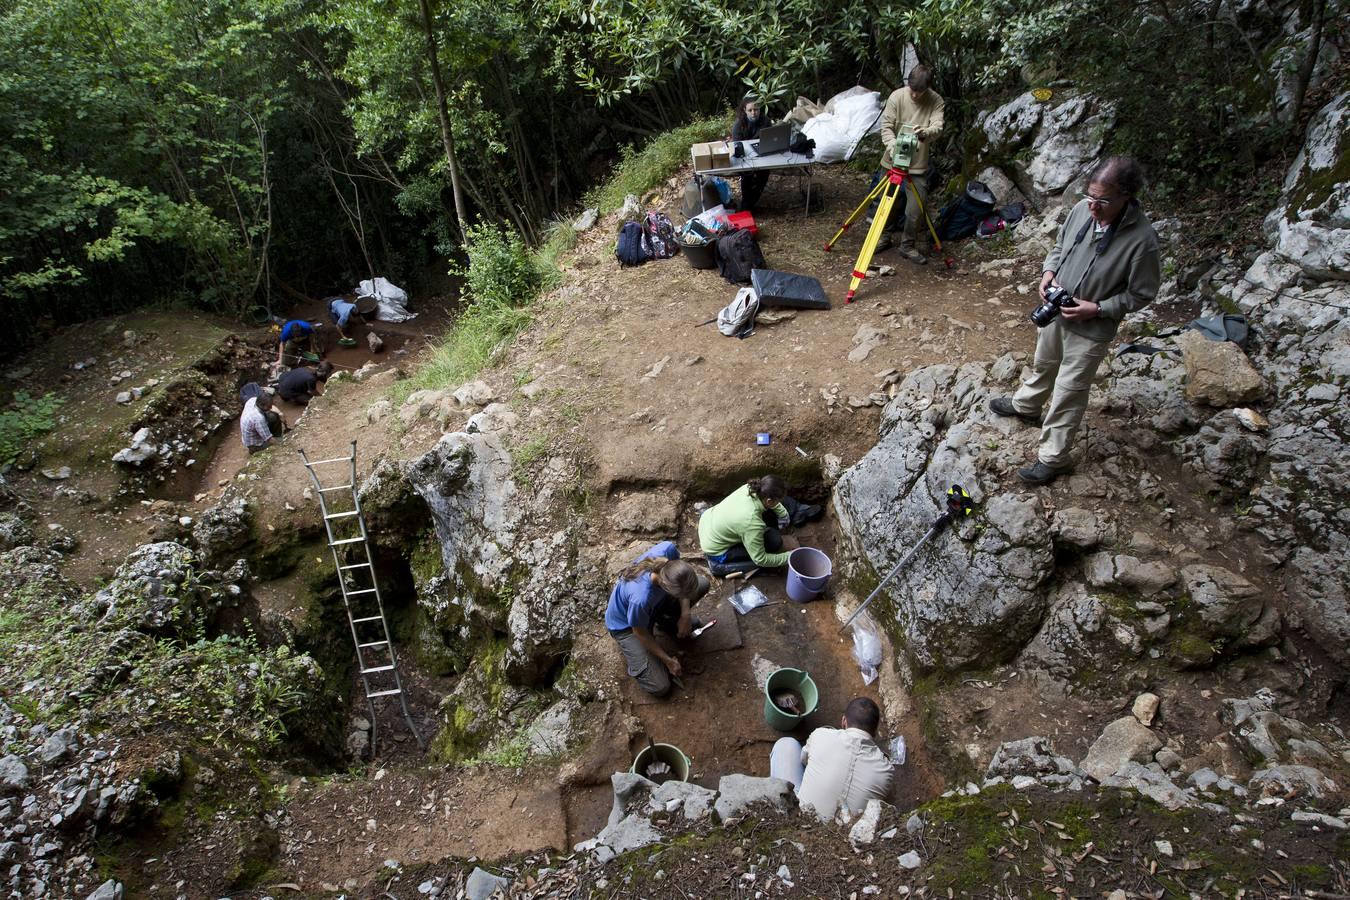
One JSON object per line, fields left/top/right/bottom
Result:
{"left": 416, "top": 0, "right": 469, "bottom": 239}
{"left": 1289, "top": 0, "right": 1326, "bottom": 126}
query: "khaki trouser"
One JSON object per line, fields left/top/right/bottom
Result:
{"left": 1011, "top": 319, "right": 1110, "bottom": 469}
{"left": 902, "top": 176, "right": 930, "bottom": 248}
{"left": 612, "top": 573, "right": 710, "bottom": 697}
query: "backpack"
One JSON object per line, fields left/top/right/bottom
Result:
{"left": 715, "top": 229, "right": 767, "bottom": 285}
{"left": 717, "top": 287, "right": 761, "bottom": 338}
{"left": 976, "top": 215, "right": 1007, "bottom": 237}
{"left": 644, "top": 211, "right": 678, "bottom": 259}
{"left": 616, "top": 220, "right": 650, "bottom": 266}
{"left": 936, "top": 180, "right": 997, "bottom": 242}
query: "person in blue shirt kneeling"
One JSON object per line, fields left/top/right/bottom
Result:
{"left": 329, "top": 297, "right": 359, "bottom": 346}
{"left": 605, "top": 541, "right": 710, "bottom": 697}
{"left": 276, "top": 319, "right": 317, "bottom": 367}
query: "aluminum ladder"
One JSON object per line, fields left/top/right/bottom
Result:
{"left": 299, "top": 441, "right": 423, "bottom": 754}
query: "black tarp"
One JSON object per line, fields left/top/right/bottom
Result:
{"left": 751, "top": 269, "right": 830, "bottom": 309}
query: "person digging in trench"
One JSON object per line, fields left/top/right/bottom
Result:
{"left": 277, "top": 361, "right": 333, "bottom": 405}
{"left": 988, "top": 155, "right": 1161, "bottom": 485}
{"left": 239, "top": 387, "right": 285, "bottom": 454}
{"left": 605, "top": 541, "right": 710, "bottom": 698}
{"left": 698, "top": 475, "right": 822, "bottom": 578}
{"left": 275, "top": 318, "right": 319, "bottom": 368}
{"left": 770, "top": 696, "right": 894, "bottom": 821}
{"left": 328, "top": 296, "right": 360, "bottom": 347}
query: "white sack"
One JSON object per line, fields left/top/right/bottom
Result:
{"left": 800, "top": 90, "right": 884, "bottom": 164}
{"left": 357, "top": 277, "right": 417, "bottom": 322}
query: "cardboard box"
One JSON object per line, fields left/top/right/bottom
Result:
{"left": 691, "top": 141, "right": 731, "bottom": 172}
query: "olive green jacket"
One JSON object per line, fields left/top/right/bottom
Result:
{"left": 1044, "top": 198, "right": 1162, "bottom": 342}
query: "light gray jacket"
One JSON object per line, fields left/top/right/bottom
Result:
{"left": 1044, "top": 198, "right": 1162, "bottom": 342}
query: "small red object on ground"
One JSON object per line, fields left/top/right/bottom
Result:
{"left": 727, "top": 211, "right": 758, "bottom": 236}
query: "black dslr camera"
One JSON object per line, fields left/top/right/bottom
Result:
{"left": 1030, "top": 284, "right": 1078, "bottom": 327}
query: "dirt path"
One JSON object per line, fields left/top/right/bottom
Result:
{"left": 502, "top": 166, "right": 1039, "bottom": 494}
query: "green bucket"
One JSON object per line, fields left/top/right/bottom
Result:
{"left": 764, "top": 668, "right": 819, "bottom": 731}
{"left": 631, "top": 743, "right": 691, "bottom": 783}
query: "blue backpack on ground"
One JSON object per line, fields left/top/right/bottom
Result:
{"left": 616, "top": 220, "right": 651, "bottom": 266}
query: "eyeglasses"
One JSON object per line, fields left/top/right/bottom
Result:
{"left": 1081, "top": 192, "right": 1123, "bottom": 208}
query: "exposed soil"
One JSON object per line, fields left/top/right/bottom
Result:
{"left": 499, "top": 165, "right": 1040, "bottom": 494}
{"left": 9, "top": 160, "right": 1340, "bottom": 897}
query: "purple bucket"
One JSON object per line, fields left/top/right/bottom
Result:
{"left": 786, "top": 547, "right": 832, "bottom": 603}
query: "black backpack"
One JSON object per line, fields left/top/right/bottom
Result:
{"left": 616, "top": 220, "right": 650, "bottom": 266}
{"left": 936, "top": 180, "right": 998, "bottom": 242}
{"left": 715, "top": 229, "right": 767, "bottom": 284}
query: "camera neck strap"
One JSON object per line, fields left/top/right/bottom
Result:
{"left": 1066, "top": 212, "right": 1119, "bottom": 300}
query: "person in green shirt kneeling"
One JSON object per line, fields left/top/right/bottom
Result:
{"left": 698, "top": 475, "right": 822, "bottom": 578}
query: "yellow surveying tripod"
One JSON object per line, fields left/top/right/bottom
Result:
{"left": 823, "top": 130, "right": 952, "bottom": 303}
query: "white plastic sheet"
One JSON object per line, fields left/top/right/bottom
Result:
{"left": 357, "top": 277, "right": 417, "bottom": 322}
{"left": 800, "top": 91, "right": 884, "bottom": 164}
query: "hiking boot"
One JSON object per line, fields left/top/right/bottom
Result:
{"left": 1017, "top": 462, "right": 1064, "bottom": 485}
{"left": 899, "top": 245, "right": 928, "bottom": 265}
{"left": 874, "top": 235, "right": 895, "bottom": 253}
{"left": 989, "top": 397, "right": 1040, "bottom": 424}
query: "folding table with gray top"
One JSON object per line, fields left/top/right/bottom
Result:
{"left": 694, "top": 141, "right": 821, "bottom": 217}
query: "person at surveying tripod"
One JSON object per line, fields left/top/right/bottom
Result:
{"left": 988, "top": 156, "right": 1162, "bottom": 485}
{"left": 874, "top": 65, "right": 945, "bottom": 262}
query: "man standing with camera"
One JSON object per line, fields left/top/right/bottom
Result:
{"left": 989, "top": 156, "right": 1161, "bottom": 485}
{"left": 876, "top": 65, "right": 944, "bottom": 262}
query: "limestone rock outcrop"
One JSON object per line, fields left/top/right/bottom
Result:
{"left": 834, "top": 363, "right": 1055, "bottom": 673}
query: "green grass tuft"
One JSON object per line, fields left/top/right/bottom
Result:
{"left": 397, "top": 115, "right": 723, "bottom": 399}
{"left": 586, "top": 115, "right": 725, "bottom": 215}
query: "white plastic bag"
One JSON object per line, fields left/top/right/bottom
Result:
{"left": 800, "top": 91, "right": 883, "bottom": 163}
{"left": 692, "top": 205, "right": 731, "bottom": 232}
{"left": 729, "top": 584, "right": 770, "bottom": 615}
{"left": 890, "top": 735, "right": 907, "bottom": 766}
{"left": 357, "top": 277, "right": 417, "bottom": 322}
{"left": 851, "top": 620, "right": 882, "bottom": 686}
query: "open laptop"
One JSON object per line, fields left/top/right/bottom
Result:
{"left": 754, "top": 123, "right": 792, "bottom": 155}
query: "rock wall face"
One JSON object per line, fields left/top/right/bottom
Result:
{"left": 973, "top": 91, "right": 1115, "bottom": 209}
{"left": 833, "top": 364, "right": 1055, "bottom": 673}
{"left": 1217, "top": 91, "right": 1350, "bottom": 666}
{"left": 841, "top": 89, "right": 1349, "bottom": 682}
{"left": 407, "top": 427, "right": 600, "bottom": 686}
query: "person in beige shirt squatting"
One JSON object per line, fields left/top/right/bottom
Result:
{"left": 770, "top": 697, "right": 894, "bottom": 820}
{"left": 876, "top": 64, "right": 945, "bottom": 263}
{"left": 989, "top": 155, "right": 1162, "bottom": 485}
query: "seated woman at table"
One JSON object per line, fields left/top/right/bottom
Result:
{"left": 730, "top": 94, "right": 771, "bottom": 212}
{"left": 698, "top": 475, "right": 821, "bottom": 577}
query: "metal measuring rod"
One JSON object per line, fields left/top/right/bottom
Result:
{"left": 838, "top": 484, "right": 975, "bottom": 634}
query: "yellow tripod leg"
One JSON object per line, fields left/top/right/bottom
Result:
{"left": 824, "top": 177, "right": 888, "bottom": 251}
{"left": 846, "top": 176, "right": 904, "bottom": 303}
